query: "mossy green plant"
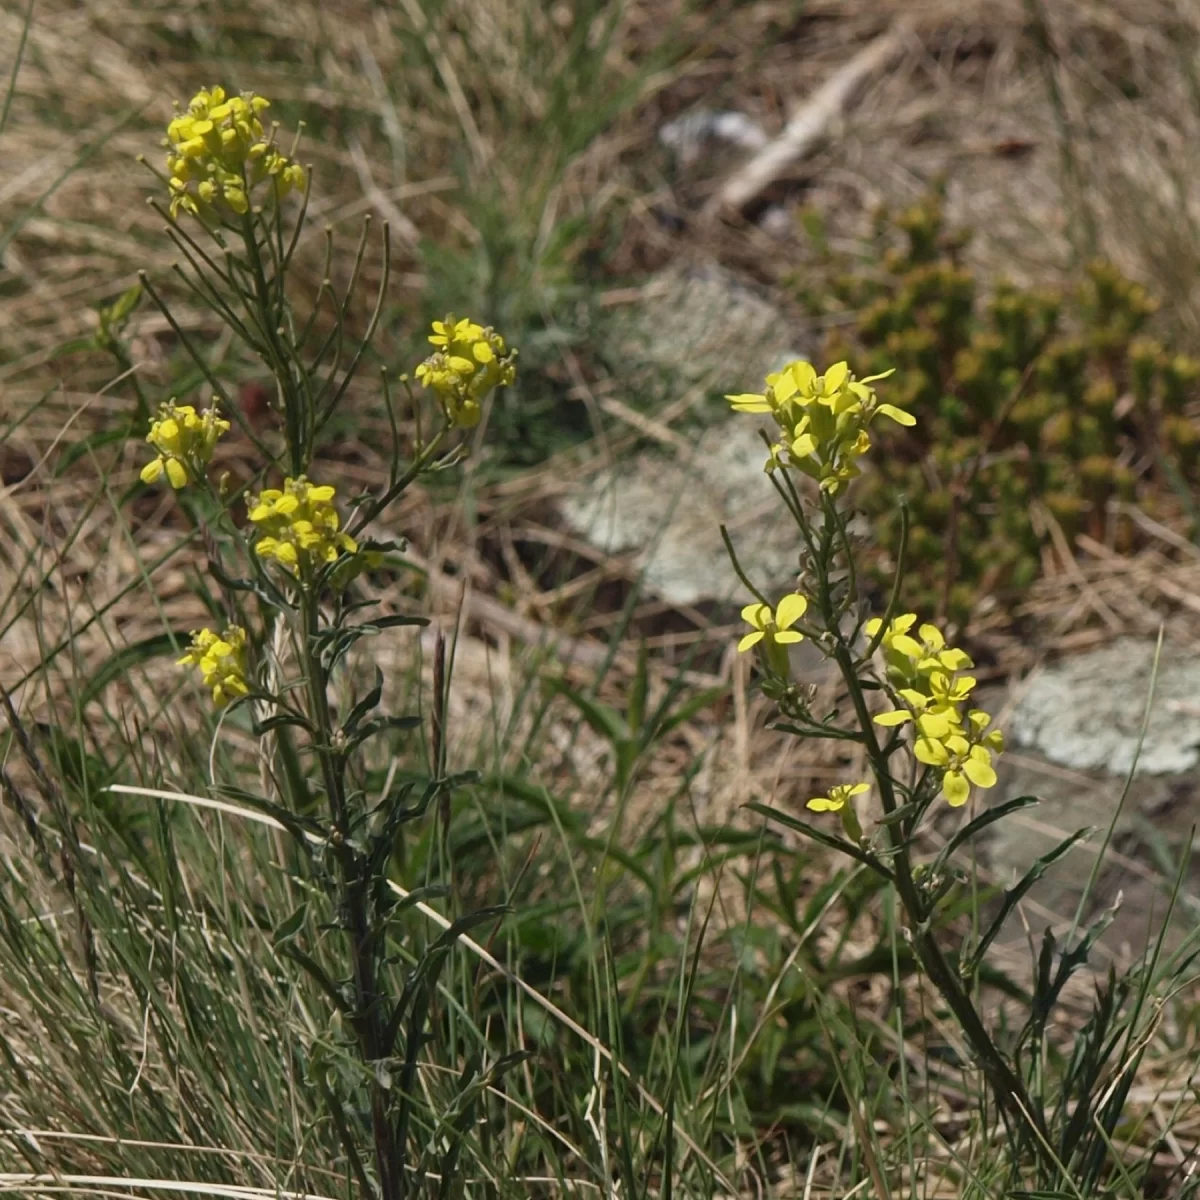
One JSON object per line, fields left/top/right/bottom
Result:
{"left": 794, "top": 188, "right": 1200, "bottom": 623}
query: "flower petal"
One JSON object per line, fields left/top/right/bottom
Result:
{"left": 877, "top": 402, "right": 916, "bottom": 426}
{"left": 775, "top": 593, "right": 808, "bottom": 629}
{"left": 942, "top": 771, "right": 970, "bottom": 807}
{"left": 963, "top": 749, "right": 998, "bottom": 789}
{"left": 919, "top": 624, "right": 945, "bottom": 651}
{"left": 823, "top": 361, "right": 849, "bottom": 392}
{"left": 741, "top": 603, "right": 769, "bottom": 629}
{"left": 874, "top": 710, "right": 913, "bottom": 726}
{"left": 737, "top": 631, "right": 764, "bottom": 653}
{"left": 914, "top": 737, "right": 949, "bottom": 766}
{"left": 726, "top": 393, "right": 773, "bottom": 412}
{"left": 806, "top": 796, "right": 840, "bottom": 812}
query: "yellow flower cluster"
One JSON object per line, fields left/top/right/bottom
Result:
{"left": 165, "top": 85, "right": 305, "bottom": 219}
{"left": 178, "top": 625, "right": 250, "bottom": 706}
{"left": 140, "top": 400, "right": 230, "bottom": 488}
{"left": 869, "top": 614, "right": 1004, "bottom": 807}
{"left": 727, "top": 360, "right": 913, "bottom": 493}
{"left": 248, "top": 477, "right": 356, "bottom": 574}
{"left": 415, "top": 315, "right": 517, "bottom": 429}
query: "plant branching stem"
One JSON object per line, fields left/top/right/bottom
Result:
{"left": 799, "top": 498, "right": 1052, "bottom": 1160}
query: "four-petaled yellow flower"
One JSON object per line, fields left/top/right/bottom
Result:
{"left": 141, "top": 400, "right": 230, "bottom": 489}
{"left": 738, "top": 593, "right": 808, "bottom": 653}
{"left": 248, "top": 476, "right": 357, "bottom": 574}
{"left": 807, "top": 781, "right": 869, "bottom": 813}
{"left": 178, "top": 625, "right": 250, "bottom": 706}
{"left": 738, "top": 593, "right": 808, "bottom": 678}
{"left": 165, "top": 85, "right": 306, "bottom": 219}
{"left": 726, "top": 359, "right": 912, "bottom": 493}
{"left": 415, "top": 315, "right": 517, "bottom": 429}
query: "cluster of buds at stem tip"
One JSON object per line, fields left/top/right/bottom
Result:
{"left": 164, "top": 85, "right": 305, "bottom": 219}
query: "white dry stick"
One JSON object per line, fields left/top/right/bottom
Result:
{"left": 705, "top": 21, "right": 913, "bottom": 217}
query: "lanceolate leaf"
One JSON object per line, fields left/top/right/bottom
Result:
{"left": 964, "top": 826, "right": 1096, "bottom": 976}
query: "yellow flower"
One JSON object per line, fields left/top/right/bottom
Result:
{"left": 737, "top": 593, "right": 808, "bottom": 653}
{"left": 164, "top": 85, "right": 305, "bottom": 219}
{"left": 178, "top": 625, "right": 250, "bottom": 706}
{"left": 807, "top": 781, "right": 869, "bottom": 813}
{"left": 865, "top": 614, "right": 973, "bottom": 684}
{"left": 868, "top": 614, "right": 1003, "bottom": 806}
{"left": 415, "top": 314, "right": 517, "bottom": 428}
{"left": 940, "top": 739, "right": 999, "bottom": 807}
{"left": 140, "top": 399, "right": 230, "bottom": 489}
{"left": 726, "top": 359, "right": 909, "bottom": 493}
{"left": 737, "top": 592, "right": 808, "bottom": 678}
{"left": 248, "top": 476, "right": 356, "bottom": 575}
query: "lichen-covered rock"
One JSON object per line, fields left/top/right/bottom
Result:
{"left": 978, "top": 639, "right": 1200, "bottom": 957}
{"left": 561, "top": 419, "right": 801, "bottom": 606}
{"left": 568, "top": 263, "right": 810, "bottom": 605}
{"left": 599, "top": 262, "right": 804, "bottom": 401}
{"left": 1009, "top": 637, "right": 1200, "bottom": 775}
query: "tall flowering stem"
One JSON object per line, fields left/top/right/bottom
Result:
{"left": 727, "top": 359, "right": 1054, "bottom": 1163}
{"left": 137, "top": 86, "right": 520, "bottom": 1200}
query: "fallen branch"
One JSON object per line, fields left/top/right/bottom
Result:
{"left": 705, "top": 21, "right": 913, "bottom": 217}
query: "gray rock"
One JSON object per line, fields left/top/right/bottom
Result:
{"left": 569, "top": 263, "right": 811, "bottom": 605}
{"left": 976, "top": 640, "right": 1200, "bottom": 959}
{"left": 561, "top": 419, "right": 801, "bottom": 607}
{"left": 600, "top": 262, "right": 804, "bottom": 396}
{"left": 1009, "top": 637, "right": 1200, "bottom": 776}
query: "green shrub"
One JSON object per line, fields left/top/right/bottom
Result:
{"left": 794, "top": 189, "right": 1200, "bottom": 623}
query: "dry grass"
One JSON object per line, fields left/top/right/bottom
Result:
{"left": 7, "top": 0, "right": 1200, "bottom": 884}
{"left": 8, "top": 1, "right": 1200, "bottom": 1193}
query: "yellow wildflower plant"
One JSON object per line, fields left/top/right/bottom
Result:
{"left": 807, "top": 781, "right": 869, "bottom": 813}
{"left": 415, "top": 315, "right": 517, "bottom": 429}
{"left": 177, "top": 625, "right": 250, "bottom": 706}
{"left": 140, "top": 399, "right": 230, "bottom": 489}
{"left": 248, "top": 476, "right": 357, "bottom": 574}
{"left": 165, "top": 85, "right": 306, "bottom": 219}
{"left": 727, "top": 359, "right": 911, "bottom": 493}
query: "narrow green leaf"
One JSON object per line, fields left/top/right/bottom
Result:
{"left": 272, "top": 902, "right": 309, "bottom": 948}
{"left": 965, "top": 826, "right": 1095, "bottom": 976}
{"left": 546, "top": 679, "right": 630, "bottom": 747}
{"left": 745, "top": 802, "right": 894, "bottom": 881}
{"left": 341, "top": 666, "right": 384, "bottom": 737}
{"left": 933, "top": 794, "right": 1040, "bottom": 876}
{"left": 278, "top": 944, "right": 348, "bottom": 1012}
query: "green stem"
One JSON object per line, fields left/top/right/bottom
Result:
{"left": 301, "top": 592, "right": 403, "bottom": 1200}
{"left": 829, "top": 633, "right": 1050, "bottom": 1156}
